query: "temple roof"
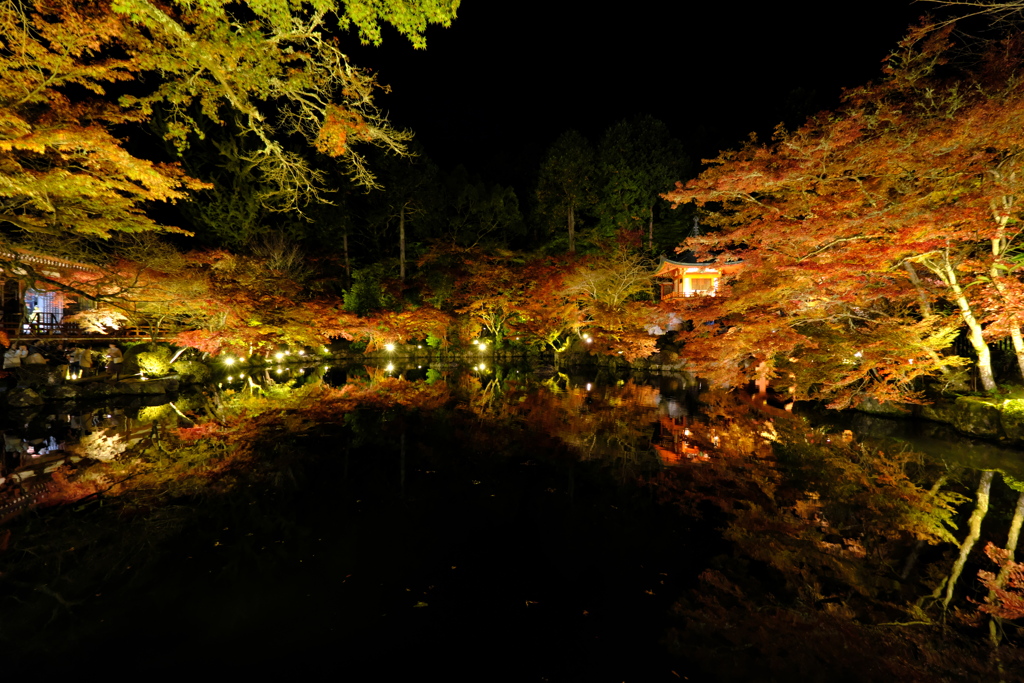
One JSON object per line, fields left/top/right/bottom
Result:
{"left": 654, "top": 255, "right": 742, "bottom": 278}
{"left": 0, "top": 248, "right": 98, "bottom": 274}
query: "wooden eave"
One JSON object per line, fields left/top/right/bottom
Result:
{"left": 0, "top": 248, "right": 98, "bottom": 274}
{"left": 654, "top": 256, "right": 742, "bottom": 278}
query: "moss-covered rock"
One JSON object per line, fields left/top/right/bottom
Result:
{"left": 7, "top": 388, "right": 43, "bottom": 407}
{"left": 136, "top": 346, "right": 173, "bottom": 376}
{"left": 171, "top": 360, "right": 211, "bottom": 384}
{"left": 856, "top": 396, "right": 911, "bottom": 416}
{"left": 952, "top": 396, "right": 1004, "bottom": 439}
{"left": 110, "top": 378, "right": 178, "bottom": 395}
{"left": 999, "top": 399, "right": 1024, "bottom": 444}
{"left": 920, "top": 400, "right": 959, "bottom": 425}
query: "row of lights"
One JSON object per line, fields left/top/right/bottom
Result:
{"left": 222, "top": 349, "right": 311, "bottom": 365}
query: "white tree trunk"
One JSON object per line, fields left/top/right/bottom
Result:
{"left": 988, "top": 202, "right": 1024, "bottom": 380}
{"left": 989, "top": 489, "right": 1024, "bottom": 645}
{"left": 943, "top": 470, "right": 994, "bottom": 611}
{"left": 925, "top": 253, "right": 997, "bottom": 391}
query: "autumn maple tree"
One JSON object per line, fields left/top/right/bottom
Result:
{"left": 663, "top": 23, "right": 1024, "bottom": 402}
{"left": 0, "top": 0, "right": 459, "bottom": 297}
{"left": 0, "top": 0, "right": 202, "bottom": 280}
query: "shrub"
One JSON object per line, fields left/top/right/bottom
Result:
{"left": 171, "top": 360, "right": 212, "bottom": 384}
{"left": 137, "top": 346, "right": 173, "bottom": 376}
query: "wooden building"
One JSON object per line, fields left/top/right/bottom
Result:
{"left": 654, "top": 256, "right": 742, "bottom": 300}
{"left": 0, "top": 250, "right": 98, "bottom": 338}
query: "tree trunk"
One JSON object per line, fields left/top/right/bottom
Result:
{"left": 987, "top": 177, "right": 1024, "bottom": 380}
{"left": 568, "top": 203, "right": 576, "bottom": 253}
{"left": 927, "top": 253, "right": 996, "bottom": 391}
{"left": 902, "top": 260, "right": 953, "bottom": 376}
{"left": 343, "top": 227, "right": 351, "bottom": 289}
{"left": 904, "top": 260, "right": 933, "bottom": 317}
{"left": 901, "top": 476, "right": 948, "bottom": 579}
{"left": 399, "top": 201, "right": 407, "bottom": 282}
{"left": 943, "top": 470, "right": 994, "bottom": 611}
{"left": 988, "top": 489, "right": 1024, "bottom": 645}
{"left": 989, "top": 212, "right": 1024, "bottom": 380}
{"left": 648, "top": 204, "right": 654, "bottom": 252}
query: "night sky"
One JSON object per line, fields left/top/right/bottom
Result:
{"left": 352, "top": 0, "right": 924, "bottom": 188}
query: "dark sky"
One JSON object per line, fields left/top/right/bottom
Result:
{"left": 351, "top": 0, "right": 923, "bottom": 186}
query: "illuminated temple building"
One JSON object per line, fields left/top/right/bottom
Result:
{"left": 653, "top": 256, "right": 743, "bottom": 300}
{"left": 0, "top": 250, "right": 97, "bottom": 337}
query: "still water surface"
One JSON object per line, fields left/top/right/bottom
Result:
{"left": 2, "top": 364, "right": 1021, "bottom": 680}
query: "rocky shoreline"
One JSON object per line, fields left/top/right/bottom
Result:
{"left": 855, "top": 394, "right": 1024, "bottom": 447}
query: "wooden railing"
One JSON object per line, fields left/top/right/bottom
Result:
{"left": 1, "top": 319, "right": 172, "bottom": 341}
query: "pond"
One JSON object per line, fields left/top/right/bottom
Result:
{"left": 2, "top": 364, "right": 1022, "bottom": 680}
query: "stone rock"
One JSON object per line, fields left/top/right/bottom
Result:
{"left": 847, "top": 412, "right": 903, "bottom": 439}
{"left": 856, "top": 396, "right": 912, "bottom": 416}
{"left": 999, "top": 399, "right": 1024, "bottom": 444}
{"left": 920, "top": 400, "right": 959, "bottom": 425}
{"left": 17, "top": 365, "right": 66, "bottom": 388}
{"left": 119, "top": 344, "right": 149, "bottom": 375}
{"left": 952, "top": 396, "right": 1004, "bottom": 439}
{"left": 7, "top": 387, "right": 43, "bottom": 407}
{"left": 171, "top": 360, "right": 211, "bottom": 384}
{"left": 53, "top": 385, "right": 79, "bottom": 399}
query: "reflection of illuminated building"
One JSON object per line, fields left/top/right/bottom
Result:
{"left": 653, "top": 414, "right": 716, "bottom": 466}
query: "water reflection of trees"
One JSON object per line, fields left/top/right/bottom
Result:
{"left": 6, "top": 368, "right": 1024, "bottom": 676}
{"left": 654, "top": 391, "right": 1024, "bottom": 679}
{"left": 458, "top": 371, "right": 664, "bottom": 477}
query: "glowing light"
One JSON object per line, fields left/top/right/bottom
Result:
{"left": 276, "top": 368, "right": 283, "bottom": 374}
{"left": 298, "top": 350, "right": 305, "bottom": 356}
{"left": 586, "top": 383, "right": 592, "bottom": 391}
{"left": 385, "top": 343, "right": 395, "bottom": 352}
{"left": 386, "top": 363, "right": 395, "bottom": 372}
{"left": 227, "top": 375, "right": 233, "bottom": 381}
{"left": 224, "top": 357, "right": 236, "bottom": 366}
{"left": 275, "top": 353, "right": 284, "bottom": 361}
